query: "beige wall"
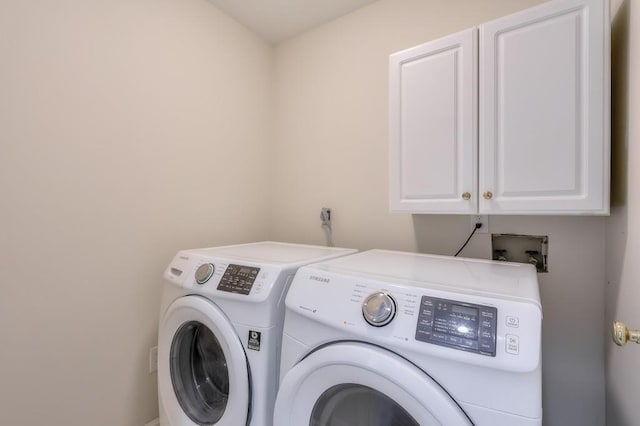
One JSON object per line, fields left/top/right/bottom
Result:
{"left": 272, "top": 0, "right": 607, "bottom": 425}
{"left": 606, "top": 0, "right": 639, "bottom": 425}
{"left": 272, "top": 0, "right": 550, "bottom": 250}
{"left": 0, "top": 1, "right": 272, "bottom": 425}
{"left": 0, "top": 0, "right": 618, "bottom": 424}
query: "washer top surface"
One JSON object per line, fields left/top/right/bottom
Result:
{"left": 308, "top": 249, "right": 540, "bottom": 307}
{"left": 184, "top": 241, "right": 356, "bottom": 267}
{"left": 164, "top": 242, "right": 357, "bottom": 309}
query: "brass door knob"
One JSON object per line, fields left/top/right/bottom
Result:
{"left": 612, "top": 321, "right": 640, "bottom": 346}
{"left": 462, "top": 192, "right": 471, "bottom": 200}
{"left": 483, "top": 191, "right": 493, "bottom": 200}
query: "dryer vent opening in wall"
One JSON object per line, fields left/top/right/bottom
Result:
{"left": 491, "top": 234, "right": 549, "bottom": 273}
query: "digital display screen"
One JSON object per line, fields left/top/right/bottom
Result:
{"left": 433, "top": 305, "right": 478, "bottom": 339}
{"left": 452, "top": 304, "right": 478, "bottom": 316}
{"left": 415, "top": 296, "right": 497, "bottom": 356}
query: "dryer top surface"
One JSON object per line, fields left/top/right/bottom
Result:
{"left": 307, "top": 249, "right": 540, "bottom": 306}
{"left": 184, "top": 241, "right": 356, "bottom": 267}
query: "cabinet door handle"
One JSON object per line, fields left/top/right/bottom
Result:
{"left": 613, "top": 321, "right": 640, "bottom": 346}
{"left": 462, "top": 192, "right": 471, "bottom": 200}
{"left": 483, "top": 191, "right": 493, "bottom": 200}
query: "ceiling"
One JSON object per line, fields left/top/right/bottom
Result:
{"left": 207, "top": 0, "right": 379, "bottom": 43}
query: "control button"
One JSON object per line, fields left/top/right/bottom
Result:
{"left": 506, "top": 334, "right": 519, "bottom": 355}
{"left": 447, "top": 335, "right": 461, "bottom": 345}
{"left": 481, "top": 310, "right": 495, "bottom": 319}
{"left": 418, "top": 318, "right": 433, "bottom": 327}
{"left": 506, "top": 316, "right": 520, "bottom": 328}
{"left": 195, "top": 263, "right": 215, "bottom": 285}
{"left": 480, "top": 341, "right": 493, "bottom": 352}
{"left": 431, "top": 332, "right": 446, "bottom": 343}
{"left": 362, "top": 292, "right": 397, "bottom": 327}
{"left": 415, "top": 329, "right": 431, "bottom": 340}
{"left": 462, "top": 339, "right": 478, "bottom": 350}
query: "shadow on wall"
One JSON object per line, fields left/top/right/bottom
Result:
{"left": 606, "top": 0, "right": 630, "bottom": 424}
{"left": 611, "top": 0, "right": 629, "bottom": 209}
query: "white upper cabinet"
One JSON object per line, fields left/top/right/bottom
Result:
{"left": 389, "top": 29, "right": 478, "bottom": 213}
{"left": 389, "top": 0, "right": 610, "bottom": 215}
{"left": 480, "top": 0, "right": 609, "bottom": 214}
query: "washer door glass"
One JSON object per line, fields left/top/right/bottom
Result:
{"left": 311, "top": 383, "right": 419, "bottom": 426}
{"left": 274, "top": 342, "right": 472, "bottom": 426}
{"left": 170, "top": 321, "right": 229, "bottom": 425}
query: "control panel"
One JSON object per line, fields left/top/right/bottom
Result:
{"left": 415, "top": 296, "right": 497, "bottom": 356}
{"left": 164, "top": 250, "right": 303, "bottom": 308}
{"left": 285, "top": 266, "right": 542, "bottom": 373}
{"left": 217, "top": 264, "right": 260, "bottom": 295}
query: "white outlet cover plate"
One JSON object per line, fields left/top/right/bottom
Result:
{"left": 470, "top": 215, "right": 489, "bottom": 234}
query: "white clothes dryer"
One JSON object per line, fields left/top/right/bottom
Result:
{"left": 158, "top": 242, "right": 356, "bottom": 426}
{"left": 274, "top": 249, "right": 543, "bottom": 426}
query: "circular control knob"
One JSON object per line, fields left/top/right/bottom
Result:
{"left": 362, "top": 292, "right": 396, "bottom": 327}
{"left": 195, "top": 263, "right": 215, "bottom": 285}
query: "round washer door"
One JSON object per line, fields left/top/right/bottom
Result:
{"left": 158, "top": 296, "right": 250, "bottom": 426}
{"left": 274, "top": 342, "right": 472, "bottom": 426}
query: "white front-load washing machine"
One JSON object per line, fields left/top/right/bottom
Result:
{"left": 274, "top": 249, "right": 543, "bottom": 426}
{"left": 158, "top": 241, "right": 356, "bottom": 426}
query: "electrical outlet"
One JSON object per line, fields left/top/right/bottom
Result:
{"left": 320, "top": 207, "right": 331, "bottom": 224}
{"left": 149, "top": 346, "right": 158, "bottom": 374}
{"left": 470, "top": 215, "right": 489, "bottom": 234}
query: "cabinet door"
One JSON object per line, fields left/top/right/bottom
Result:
{"left": 479, "top": 0, "right": 610, "bottom": 215}
{"left": 389, "top": 29, "right": 477, "bottom": 214}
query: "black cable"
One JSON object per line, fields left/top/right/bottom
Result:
{"left": 454, "top": 223, "right": 482, "bottom": 257}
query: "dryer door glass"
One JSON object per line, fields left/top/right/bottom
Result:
{"left": 311, "top": 383, "right": 419, "bottom": 426}
{"left": 170, "top": 321, "right": 229, "bottom": 425}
